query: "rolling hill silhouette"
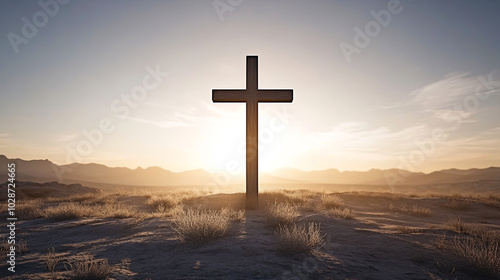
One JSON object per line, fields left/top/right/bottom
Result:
{"left": 1, "top": 155, "right": 499, "bottom": 188}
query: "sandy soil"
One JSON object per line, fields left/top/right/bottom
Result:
{"left": 1, "top": 192, "right": 500, "bottom": 280}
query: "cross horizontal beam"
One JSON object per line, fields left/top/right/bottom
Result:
{"left": 212, "top": 89, "right": 293, "bottom": 102}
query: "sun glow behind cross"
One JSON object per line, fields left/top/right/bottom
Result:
{"left": 203, "top": 105, "right": 298, "bottom": 174}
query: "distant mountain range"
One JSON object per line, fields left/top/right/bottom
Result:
{"left": 1, "top": 155, "right": 499, "bottom": 189}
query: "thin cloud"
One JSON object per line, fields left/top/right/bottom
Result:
{"left": 384, "top": 72, "right": 500, "bottom": 117}
{"left": 300, "top": 122, "right": 429, "bottom": 155}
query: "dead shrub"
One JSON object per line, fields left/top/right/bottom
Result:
{"left": 389, "top": 203, "right": 432, "bottom": 217}
{"left": 147, "top": 195, "right": 179, "bottom": 213}
{"left": 450, "top": 235, "right": 499, "bottom": 277}
{"left": 43, "top": 202, "right": 136, "bottom": 220}
{"left": 17, "top": 198, "right": 44, "bottom": 219}
{"left": 331, "top": 208, "right": 356, "bottom": 219}
{"left": 444, "top": 199, "right": 472, "bottom": 211}
{"left": 66, "top": 254, "right": 111, "bottom": 280}
{"left": 275, "top": 222, "right": 323, "bottom": 254}
{"left": 394, "top": 225, "right": 422, "bottom": 234}
{"left": 321, "top": 194, "right": 344, "bottom": 209}
{"left": 45, "top": 247, "right": 60, "bottom": 279}
{"left": 264, "top": 200, "right": 300, "bottom": 227}
{"left": 172, "top": 208, "right": 236, "bottom": 243}
{"left": 445, "top": 216, "right": 486, "bottom": 236}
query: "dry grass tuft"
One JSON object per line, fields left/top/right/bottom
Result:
{"left": 445, "top": 217, "right": 486, "bottom": 236}
{"left": 275, "top": 222, "right": 323, "bottom": 254}
{"left": 67, "top": 254, "right": 112, "bottom": 280}
{"left": 438, "top": 233, "right": 500, "bottom": 278}
{"left": 394, "top": 225, "right": 422, "bottom": 234}
{"left": 43, "top": 202, "right": 136, "bottom": 221}
{"left": 172, "top": 208, "right": 242, "bottom": 243}
{"left": 264, "top": 200, "right": 300, "bottom": 227}
{"left": 438, "top": 216, "right": 500, "bottom": 277}
{"left": 147, "top": 195, "right": 179, "bottom": 213}
{"left": 321, "top": 194, "right": 344, "bottom": 209}
{"left": 45, "top": 247, "right": 60, "bottom": 280}
{"left": 16, "top": 198, "right": 44, "bottom": 219}
{"left": 16, "top": 238, "right": 29, "bottom": 253}
{"left": 349, "top": 192, "right": 405, "bottom": 200}
{"left": 99, "top": 203, "right": 136, "bottom": 218}
{"left": 260, "top": 191, "right": 311, "bottom": 207}
{"left": 221, "top": 207, "right": 245, "bottom": 222}
{"left": 444, "top": 199, "right": 472, "bottom": 211}
{"left": 1, "top": 238, "right": 29, "bottom": 258}
{"left": 46, "top": 193, "right": 103, "bottom": 203}
{"left": 330, "top": 207, "right": 356, "bottom": 219}
{"left": 450, "top": 235, "right": 500, "bottom": 277}
{"left": 292, "top": 189, "right": 318, "bottom": 199}
{"left": 475, "top": 194, "right": 500, "bottom": 208}
{"left": 281, "top": 190, "right": 314, "bottom": 206}
{"left": 43, "top": 203, "right": 94, "bottom": 220}
{"left": 389, "top": 203, "right": 432, "bottom": 217}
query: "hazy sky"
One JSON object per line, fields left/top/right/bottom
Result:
{"left": 1, "top": 0, "right": 499, "bottom": 173}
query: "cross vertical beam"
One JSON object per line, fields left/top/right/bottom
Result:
{"left": 212, "top": 56, "right": 293, "bottom": 209}
{"left": 246, "top": 57, "right": 258, "bottom": 209}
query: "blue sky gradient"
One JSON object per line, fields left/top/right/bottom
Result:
{"left": 1, "top": 0, "right": 499, "bottom": 172}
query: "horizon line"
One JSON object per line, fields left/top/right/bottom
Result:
{"left": 1, "top": 154, "right": 498, "bottom": 175}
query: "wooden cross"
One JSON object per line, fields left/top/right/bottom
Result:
{"left": 212, "top": 56, "right": 293, "bottom": 209}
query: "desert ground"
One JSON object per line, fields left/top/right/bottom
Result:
{"left": 1, "top": 184, "right": 500, "bottom": 280}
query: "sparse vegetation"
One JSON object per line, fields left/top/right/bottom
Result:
{"left": 264, "top": 200, "right": 300, "bottom": 227}
{"left": 172, "top": 207, "right": 243, "bottom": 243}
{"left": 221, "top": 207, "right": 245, "bottom": 222}
{"left": 475, "top": 194, "right": 500, "bottom": 208}
{"left": 16, "top": 198, "right": 44, "bottom": 219}
{"left": 46, "top": 193, "right": 104, "bottom": 203}
{"left": 450, "top": 235, "right": 500, "bottom": 278}
{"left": 437, "top": 232, "right": 500, "bottom": 278}
{"left": 5, "top": 188, "right": 500, "bottom": 279}
{"left": 445, "top": 216, "right": 486, "bottom": 236}
{"left": 394, "top": 225, "right": 422, "bottom": 234}
{"left": 438, "top": 216, "right": 500, "bottom": 277}
{"left": 0, "top": 239, "right": 9, "bottom": 259}
{"left": 147, "top": 194, "right": 179, "bottom": 213}
{"left": 43, "top": 203, "right": 94, "bottom": 220}
{"left": 321, "top": 194, "right": 344, "bottom": 209}
{"left": 46, "top": 247, "right": 60, "bottom": 280}
{"left": 331, "top": 207, "right": 356, "bottom": 219}
{"left": 260, "top": 190, "right": 311, "bottom": 207}
{"left": 67, "top": 254, "right": 111, "bottom": 280}
{"left": 17, "top": 238, "right": 29, "bottom": 253}
{"left": 275, "top": 222, "right": 323, "bottom": 254}
{"left": 43, "top": 202, "right": 136, "bottom": 220}
{"left": 281, "top": 190, "right": 314, "bottom": 206}
{"left": 1, "top": 238, "right": 28, "bottom": 259}
{"left": 444, "top": 199, "right": 472, "bottom": 211}
{"left": 389, "top": 203, "right": 432, "bottom": 217}
{"left": 43, "top": 203, "right": 94, "bottom": 221}
{"left": 349, "top": 192, "right": 405, "bottom": 200}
